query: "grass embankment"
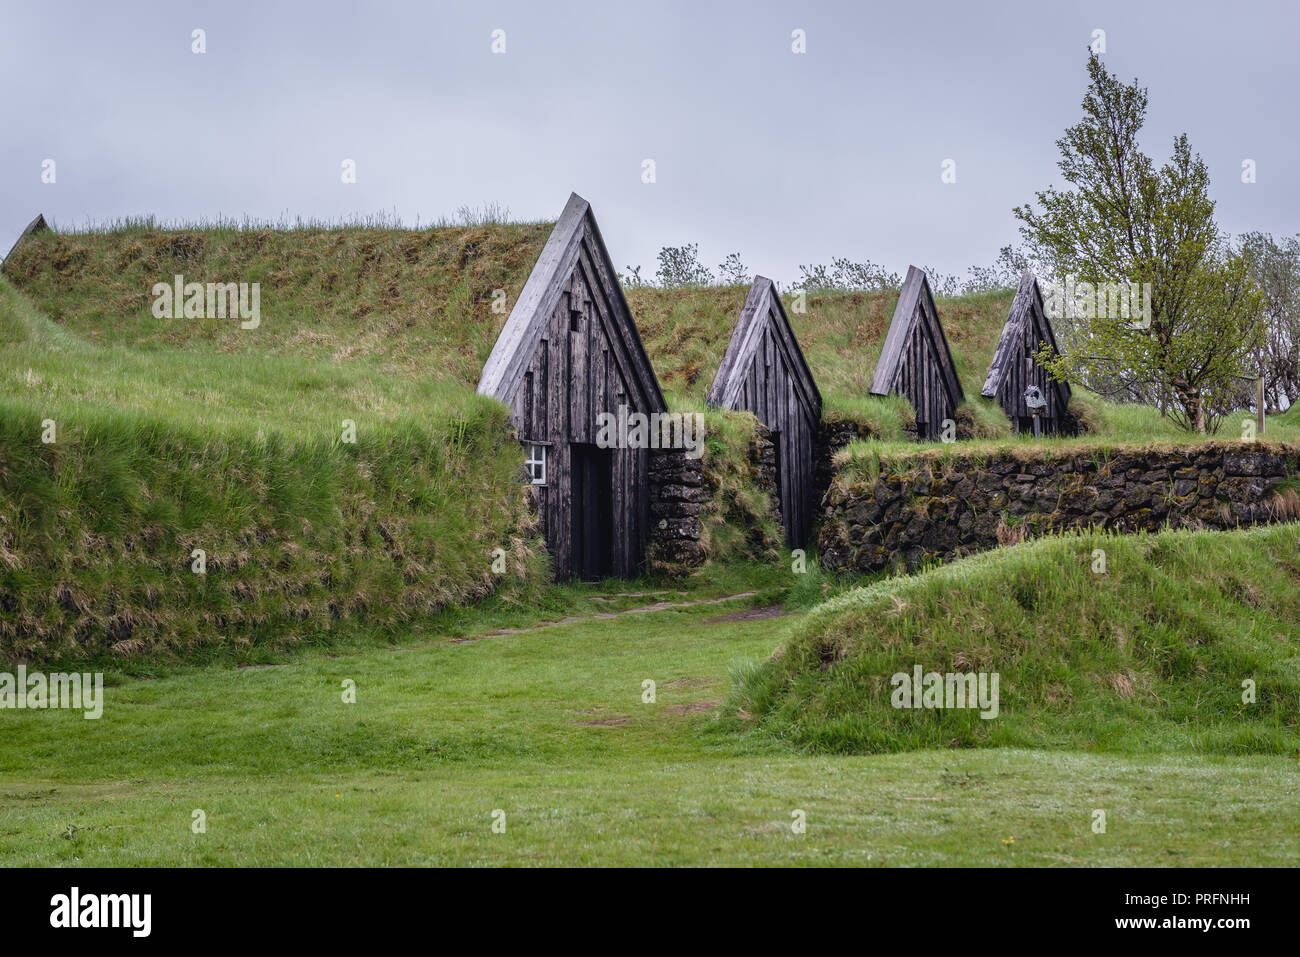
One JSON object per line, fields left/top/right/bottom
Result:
{"left": 630, "top": 284, "right": 1016, "bottom": 438}
{"left": 3, "top": 224, "right": 1018, "bottom": 439}
{"left": 0, "top": 278, "right": 544, "bottom": 664}
{"left": 2, "top": 585, "right": 1297, "bottom": 866}
{"left": 832, "top": 435, "right": 1300, "bottom": 490}
{"left": 728, "top": 523, "right": 1300, "bottom": 755}
{"left": 10, "top": 221, "right": 1282, "bottom": 448}
{"left": 835, "top": 395, "right": 1300, "bottom": 469}
{"left": 1, "top": 220, "right": 553, "bottom": 386}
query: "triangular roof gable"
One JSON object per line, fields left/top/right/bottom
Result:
{"left": 707, "top": 276, "right": 822, "bottom": 422}
{"left": 3, "top": 213, "right": 48, "bottom": 266}
{"left": 869, "top": 265, "right": 964, "bottom": 405}
{"left": 477, "top": 193, "right": 666, "bottom": 414}
{"left": 980, "top": 271, "right": 1071, "bottom": 406}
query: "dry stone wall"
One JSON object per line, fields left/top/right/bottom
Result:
{"left": 648, "top": 423, "right": 779, "bottom": 573}
{"left": 819, "top": 442, "right": 1300, "bottom": 574}
{"left": 648, "top": 446, "right": 712, "bottom": 569}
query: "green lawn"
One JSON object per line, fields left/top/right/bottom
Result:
{"left": 3, "top": 586, "right": 1298, "bottom": 866}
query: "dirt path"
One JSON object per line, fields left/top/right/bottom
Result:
{"left": 703, "top": 604, "right": 789, "bottom": 625}
{"left": 451, "top": 591, "right": 763, "bottom": 643}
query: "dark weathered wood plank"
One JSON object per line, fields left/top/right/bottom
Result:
{"left": 476, "top": 194, "right": 670, "bottom": 579}
{"left": 478, "top": 194, "right": 587, "bottom": 402}
{"left": 871, "top": 266, "right": 964, "bottom": 438}
{"left": 707, "top": 277, "right": 823, "bottom": 547}
{"left": 709, "top": 277, "right": 821, "bottom": 423}
{"left": 982, "top": 271, "right": 1073, "bottom": 434}
{"left": 2, "top": 213, "right": 48, "bottom": 268}
{"left": 579, "top": 209, "right": 666, "bottom": 413}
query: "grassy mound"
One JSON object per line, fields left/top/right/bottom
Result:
{"left": 1, "top": 221, "right": 551, "bottom": 385}
{"left": 4, "top": 224, "right": 1017, "bottom": 432}
{"left": 8, "top": 220, "right": 1283, "bottom": 447}
{"left": 0, "top": 279, "right": 543, "bottom": 664}
{"left": 729, "top": 523, "right": 1300, "bottom": 754}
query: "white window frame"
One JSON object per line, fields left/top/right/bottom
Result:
{"left": 525, "top": 444, "right": 547, "bottom": 486}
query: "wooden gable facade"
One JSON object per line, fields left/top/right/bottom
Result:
{"left": 478, "top": 193, "right": 666, "bottom": 581}
{"left": 870, "top": 265, "right": 964, "bottom": 439}
{"left": 707, "top": 277, "right": 822, "bottom": 548}
{"left": 2, "top": 213, "right": 48, "bottom": 268}
{"left": 981, "top": 272, "right": 1073, "bottom": 435}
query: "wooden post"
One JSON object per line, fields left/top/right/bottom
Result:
{"left": 1257, "top": 376, "right": 1265, "bottom": 436}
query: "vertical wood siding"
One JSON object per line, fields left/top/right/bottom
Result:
{"left": 479, "top": 196, "right": 665, "bottom": 581}
{"left": 981, "top": 273, "right": 1073, "bottom": 435}
{"left": 506, "top": 265, "right": 650, "bottom": 578}
{"left": 871, "top": 266, "right": 964, "bottom": 440}
{"left": 709, "top": 279, "right": 822, "bottom": 548}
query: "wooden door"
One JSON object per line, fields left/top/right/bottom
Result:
{"left": 570, "top": 443, "right": 613, "bottom": 581}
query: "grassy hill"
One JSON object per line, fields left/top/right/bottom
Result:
{"left": 1, "top": 221, "right": 551, "bottom": 387}
{"left": 728, "top": 522, "right": 1300, "bottom": 755}
{"left": 12, "top": 221, "right": 1288, "bottom": 445}
{"left": 2, "top": 223, "right": 1016, "bottom": 435}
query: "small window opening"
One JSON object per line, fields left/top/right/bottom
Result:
{"left": 525, "top": 445, "right": 547, "bottom": 485}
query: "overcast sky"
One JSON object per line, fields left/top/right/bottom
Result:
{"left": 2, "top": 0, "right": 1296, "bottom": 285}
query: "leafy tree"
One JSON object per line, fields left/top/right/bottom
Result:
{"left": 921, "top": 266, "right": 960, "bottom": 298}
{"left": 794, "top": 250, "right": 1028, "bottom": 298}
{"left": 1239, "top": 232, "right": 1300, "bottom": 412}
{"left": 964, "top": 246, "right": 1031, "bottom": 294}
{"left": 1014, "top": 54, "right": 1264, "bottom": 432}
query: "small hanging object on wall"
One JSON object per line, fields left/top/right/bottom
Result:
{"left": 1023, "top": 384, "right": 1047, "bottom": 438}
